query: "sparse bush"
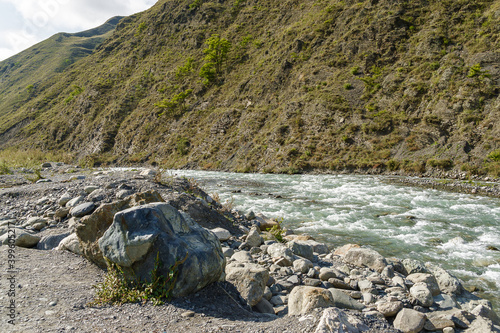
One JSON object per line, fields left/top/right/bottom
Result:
{"left": 89, "top": 253, "right": 187, "bottom": 306}
{"left": 135, "top": 22, "right": 147, "bottom": 36}
{"left": 343, "top": 83, "right": 352, "bottom": 90}
{"left": 467, "top": 63, "right": 484, "bottom": 78}
{"left": 175, "top": 58, "right": 195, "bottom": 78}
{"left": 266, "top": 217, "right": 285, "bottom": 243}
{"left": 64, "top": 85, "right": 83, "bottom": 104}
{"left": 427, "top": 158, "right": 453, "bottom": 170}
{"left": 25, "top": 168, "right": 43, "bottom": 183}
{"left": 155, "top": 89, "right": 193, "bottom": 117}
{"left": 176, "top": 138, "right": 190, "bottom": 156}
{"left": 0, "top": 161, "right": 12, "bottom": 175}
{"left": 189, "top": 0, "right": 203, "bottom": 9}
{"left": 488, "top": 150, "right": 500, "bottom": 162}
{"left": 385, "top": 159, "right": 400, "bottom": 171}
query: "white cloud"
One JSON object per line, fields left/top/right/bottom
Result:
{"left": 0, "top": 0, "right": 157, "bottom": 61}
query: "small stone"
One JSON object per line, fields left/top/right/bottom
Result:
{"left": 231, "top": 251, "right": 253, "bottom": 262}
{"left": 407, "top": 273, "right": 440, "bottom": 296}
{"left": 377, "top": 300, "right": 403, "bottom": 317}
{"left": 263, "top": 286, "right": 272, "bottom": 301}
{"left": 287, "top": 275, "right": 300, "bottom": 285}
{"left": 181, "top": 311, "right": 195, "bottom": 318}
{"left": 254, "top": 298, "right": 275, "bottom": 315}
{"left": 424, "top": 314, "right": 455, "bottom": 331}
{"left": 362, "top": 293, "right": 376, "bottom": 305}
{"left": 303, "top": 278, "right": 322, "bottom": 287}
{"left": 358, "top": 280, "right": 374, "bottom": 293}
{"left": 211, "top": 227, "right": 232, "bottom": 241}
{"left": 84, "top": 186, "right": 99, "bottom": 194}
{"left": 393, "top": 308, "right": 427, "bottom": 333}
{"left": 246, "top": 227, "right": 263, "bottom": 248}
{"left": 222, "top": 247, "right": 235, "bottom": 258}
{"left": 328, "top": 278, "right": 352, "bottom": 290}
{"left": 54, "top": 207, "right": 71, "bottom": 219}
{"left": 49, "top": 301, "right": 57, "bottom": 306}
{"left": 70, "top": 202, "right": 95, "bottom": 218}
{"left": 270, "top": 295, "right": 285, "bottom": 306}
{"left": 293, "top": 258, "right": 314, "bottom": 274}
{"left": 14, "top": 232, "right": 41, "bottom": 248}
{"left": 319, "top": 268, "right": 337, "bottom": 281}
{"left": 58, "top": 193, "right": 72, "bottom": 206}
{"left": 116, "top": 190, "right": 134, "bottom": 199}
{"left": 66, "top": 196, "right": 85, "bottom": 208}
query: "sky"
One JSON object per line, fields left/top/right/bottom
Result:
{"left": 0, "top": 0, "right": 157, "bottom": 61}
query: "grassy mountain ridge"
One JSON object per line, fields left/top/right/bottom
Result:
{"left": 0, "top": 16, "right": 123, "bottom": 144}
{"left": 0, "top": 0, "right": 499, "bottom": 176}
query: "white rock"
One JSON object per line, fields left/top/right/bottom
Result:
{"left": 56, "top": 233, "right": 82, "bottom": 254}
{"left": 210, "top": 227, "right": 232, "bottom": 241}
{"left": 84, "top": 186, "right": 99, "bottom": 194}
{"left": 410, "top": 282, "right": 434, "bottom": 307}
{"left": 66, "top": 196, "right": 85, "bottom": 208}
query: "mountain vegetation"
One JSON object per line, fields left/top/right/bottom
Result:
{"left": 0, "top": 0, "right": 499, "bottom": 177}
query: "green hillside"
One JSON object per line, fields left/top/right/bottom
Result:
{"left": 0, "top": 16, "right": 123, "bottom": 145}
{"left": 0, "top": 0, "right": 499, "bottom": 177}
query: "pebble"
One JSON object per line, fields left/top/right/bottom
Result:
{"left": 181, "top": 311, "right": 195, "bottom": 318}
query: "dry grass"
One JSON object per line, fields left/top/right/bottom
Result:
{"left": 0, "top": 148, "right": 74, "bottom": 169}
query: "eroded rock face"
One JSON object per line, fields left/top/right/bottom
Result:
{"left": 76, "top": 190, "right": 165, "bottom": 268}
{"left": 225, "top": 262, "right": 269, "bottom": 307}
{"left": 98, "top": 202, "right": 225, "bottom": 298}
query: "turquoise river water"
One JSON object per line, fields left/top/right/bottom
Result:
{"left": 169, "top": 170, "right": 500, "bottom": 310}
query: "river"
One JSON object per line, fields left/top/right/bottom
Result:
{"left": 168, "top": 170, "right": 500, "bottom": 310}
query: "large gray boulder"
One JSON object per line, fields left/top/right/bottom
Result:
{"left": 287, "top": 240, "right": 314, "bottom": 261}
{"left": 410, "top": 282, "right": 434, "bottom": 307}
{"left": 98, "top": 202, "right": 225, "bottom": 298}
{"left": 407, "top": 273, "right": 440, "bottom": 296}
{"left": 288, "top": 286, "right": 335, "bottom": 315}
{"left": 225, "top": 262, "right": 269, "bottom": 307}
{"left": 425, "top": 262, "right": 463, "bottom": 295}
{"left": 76, "top": 190, "right": 165, "bottom": 268}
{"left": 343, "top": 247, "right": 388, "bottom": 273}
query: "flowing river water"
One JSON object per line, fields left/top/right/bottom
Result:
{"left": 168, "top": 170, "right": 500, "bottom": 310}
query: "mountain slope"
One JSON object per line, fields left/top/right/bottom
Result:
{"left": 0, "top": 0, "right": 499, "bottom": 176}
{"left": 0, "top": 16, "right": 123, "bottom": 144}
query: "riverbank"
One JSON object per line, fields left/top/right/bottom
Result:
{"left": 0, "top": 164, "right": 499, "bottom": 332}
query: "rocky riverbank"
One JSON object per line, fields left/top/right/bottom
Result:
{"left": 0, "top": 164, "right": 499, "bottom": 332}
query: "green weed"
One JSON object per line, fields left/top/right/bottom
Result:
{"left": 89, "top": 252, "right": 188, "bottom": 306}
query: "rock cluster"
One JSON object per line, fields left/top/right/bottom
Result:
{"left": 1, "top": 165, "right": 499, "bottom": 332}
{"left": 215, "top": 224, "right": 500, "bottom": 333}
